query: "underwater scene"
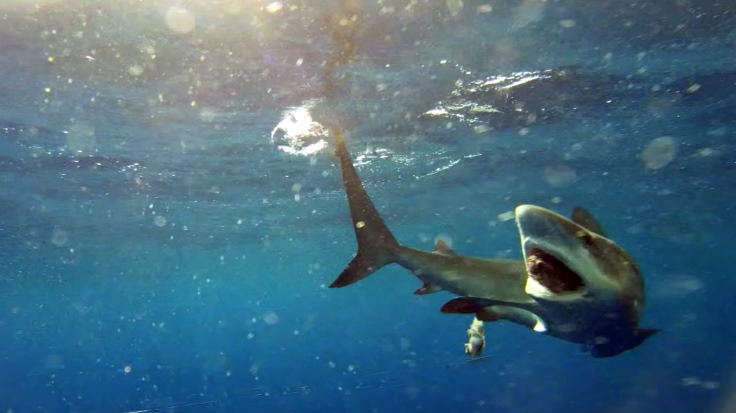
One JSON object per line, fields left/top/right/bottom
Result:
{"left": 1, "top": 0, "right": 735, "bottom": 412}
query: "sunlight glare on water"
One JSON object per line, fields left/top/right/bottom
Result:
{"left": 271, "top": 104, "right": 329, "bottom": 156}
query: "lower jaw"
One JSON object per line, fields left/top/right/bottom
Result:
{"left": 525, "top": 275, "right": 554, "bottom": 298}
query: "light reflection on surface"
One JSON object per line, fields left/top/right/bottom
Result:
{"left": 271, "top": 104, "right": 329, "bottom": 156}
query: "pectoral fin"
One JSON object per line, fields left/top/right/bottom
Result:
{"left": 441, "top": 297, "right": 485, "bottom": 314}
{"left": 441, "top": 297, "right": 503, "bottom": 322}
{"left": 442, "top": 296, "right": 538, "bottom": 313}
{"left": 441, "top": 297, "right": 543, "bottom": 326}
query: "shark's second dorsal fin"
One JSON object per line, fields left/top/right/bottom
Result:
{"left": 433, "top": 239, "right": 456, "bottom": 255}
{"left": 571, "top": 206, "right": 607, "bottom": 237}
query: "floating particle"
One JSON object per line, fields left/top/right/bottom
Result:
{"left": 199, "top": 108, "right": 219, "bottom": 123}
{"left": 513, "top": 0, "right": 546, "bottom": 29}
{"left": 45, "top": 354, "right": 65, "bottom": 370}
{"left": 701, "top": 381, "right": 720, "bottom": 390}
{"left": 265, "top": 2, "right": 283, "bottom": 13}
{"left": 405, "top": 385, "right": 420, "bottom": 399}
{"left": 128, "top": 65, "right": 143, "bottom": 76}
{"left": 695, "top": 147, "right": 716, "bottom": 157}
{"left": 446, "top": 0, "right": 463, "bottom": 16}
{"left": 165, "top": 6, "right": 196, "bottom": 34}
{"left": 685, "top": 84, "right": 701, "bottom": 94}
{"left": 51, "top": 228, "right": 69, "bottom": 247}
{"left": 706, "top": 127, "right": 727, "bottom": 137}
{"left": 681, "top": 376, "right": 701, "bottom": 386}
{"left": 559, "top": 19, "right": 576, "bottom": 28}
{"left": 641, "top": 136, "right": 677, "bottom": 170}
{"left": 476, "top": 4, "right": 493, "bottom": 13}
{"left": 399, "top": 337, "right": 412, "bottom": 350}
{"left": 124, "top": 365, "right": 132, "bottom": 374}
{"left": 262, "top": 311, "right": 279, "bottom": 325}
{"left": 497, "top": 211, "right": 515, "bottom": 222}
{"left": 543, "top": 165, "right": 577, "bottom": 187}
{"left": 154, "top": 215, "right": 167, "bottom": 227}
{"left": 473, "top": 125, "right": 491, "bottom": 134}
{"left": 651, "top": 276, "right": 704, "bottom": 298}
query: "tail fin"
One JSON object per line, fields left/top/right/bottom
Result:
{"left": 329, "top": 130, "right": 400, "bottom": 288}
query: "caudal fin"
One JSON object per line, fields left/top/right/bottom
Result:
{"left": 329, "top": 130, "right": 399, "bottom": 288}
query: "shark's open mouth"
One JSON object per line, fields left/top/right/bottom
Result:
{"left": 526, "top": 247, "right": 584, "bottom": 294}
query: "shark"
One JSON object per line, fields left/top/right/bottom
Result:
{"left": 328, "top": 130, "right": 657, "bottom": 357}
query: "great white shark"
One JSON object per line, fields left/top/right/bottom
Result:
{"left": 328, "top": 131, "right": 657, "bottom": 357}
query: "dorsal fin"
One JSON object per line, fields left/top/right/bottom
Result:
{"left": 571, "top": 206, "right": 607, "bottom": 237}
{"left": 433, "top": 238, "right": 456, "bottom": 255}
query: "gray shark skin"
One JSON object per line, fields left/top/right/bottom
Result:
{"left": 329, "top": 131, "right": 657, "bottom": 357}
{"left": 443, "top": 205, "right": 659, "bottom": 357}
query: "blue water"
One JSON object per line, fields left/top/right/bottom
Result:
{"left": 1, "top": 1, "right": 735, "bottom": 412}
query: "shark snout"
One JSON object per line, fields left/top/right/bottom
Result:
{"left": 515, "top": 205, "right": 578, "bottom": 244}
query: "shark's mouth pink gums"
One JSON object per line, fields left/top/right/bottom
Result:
{"left": 526, "top": 247, "right": 584, "bottom": 293}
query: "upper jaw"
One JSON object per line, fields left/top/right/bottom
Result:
{"left": 515, "top": 205, "right": 588, "bottom": 300}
